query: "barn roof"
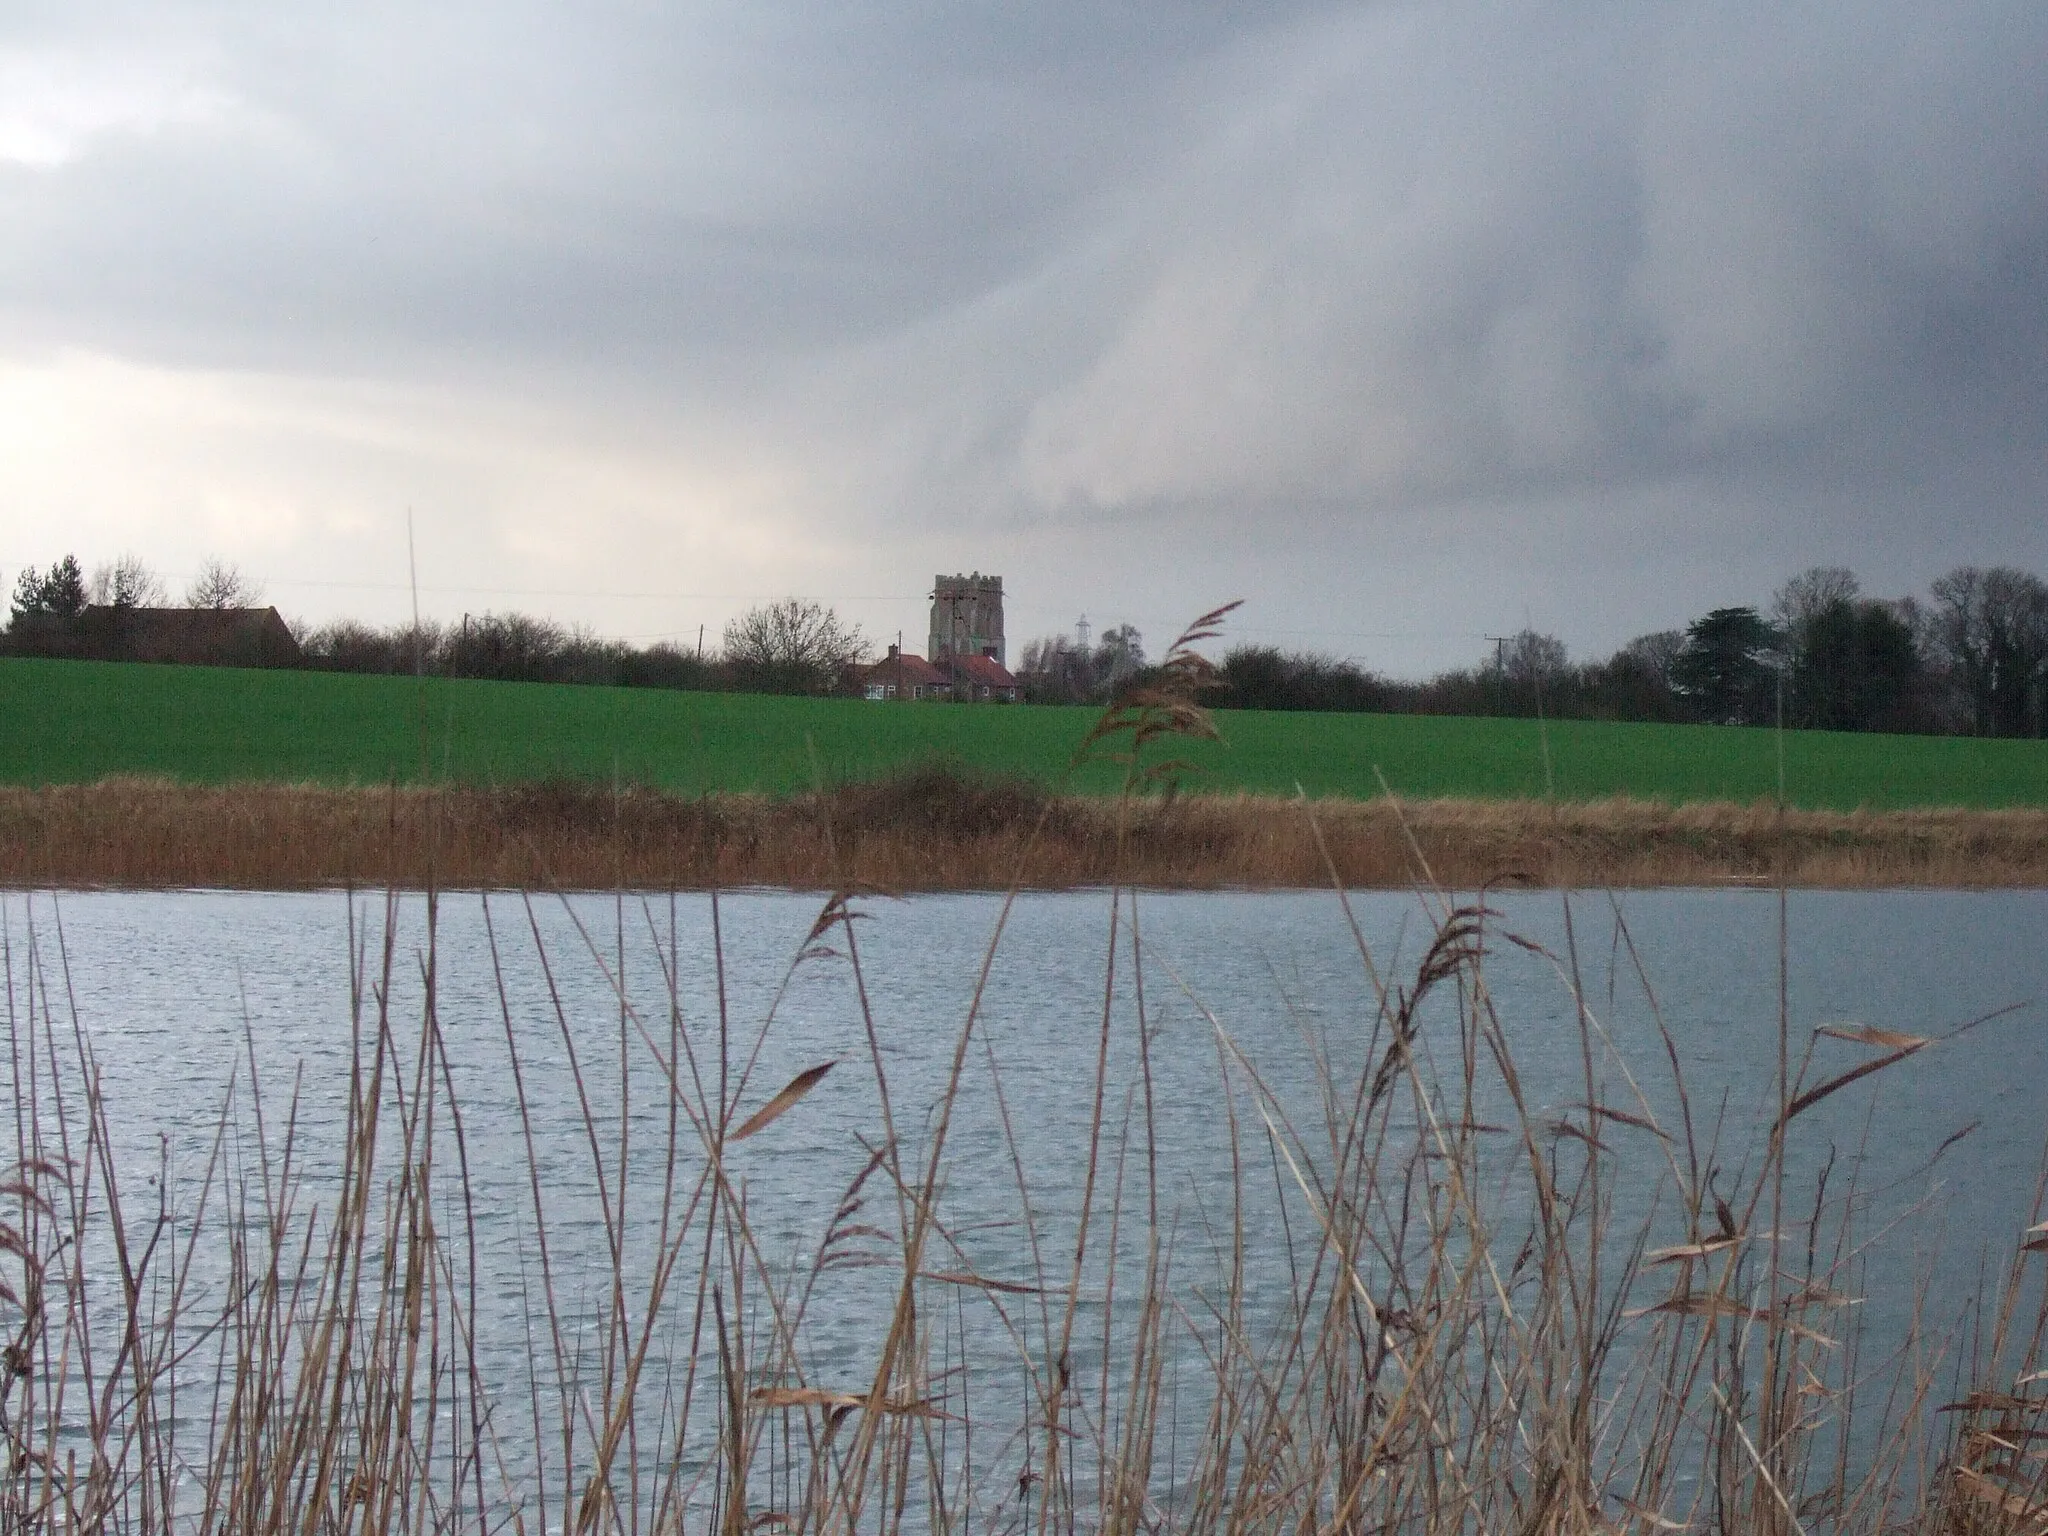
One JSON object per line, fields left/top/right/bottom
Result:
{"left": 953, "top": 652, "right": 1018, "bottom": 688}
{"left": 80, "top": 605, "right": 303, "bottom": 667}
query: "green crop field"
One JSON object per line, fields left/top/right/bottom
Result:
{"left": 4, "top": 657, "right": 2046, "bottom": 810}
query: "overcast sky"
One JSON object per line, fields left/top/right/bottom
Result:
{"left": 3, "top": 1, "right": 2044, "bottom": 674}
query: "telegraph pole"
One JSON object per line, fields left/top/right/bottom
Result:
{"left": 1485, "top": 634, "right": 1511, "bottom": 713}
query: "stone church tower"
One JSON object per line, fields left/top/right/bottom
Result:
{"left": 928, "top": 573, "right": 1005, "bottom": 666}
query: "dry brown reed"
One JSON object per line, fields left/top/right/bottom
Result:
{"left": 8, "top": 867, "right": 2048, "bottom": 1535}
{"left": 5, "top": 773, "right": 2048, "bottom": 891}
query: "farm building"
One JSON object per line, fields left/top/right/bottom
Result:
{"left": 79, "top": 605, "right": 303, "bottom": 668}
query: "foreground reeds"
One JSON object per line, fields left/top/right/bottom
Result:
{"left": 1, "top": 611, "right": 2044, "bottom": 1535}
{"left": 6, "top": 869, "right": 2047, "bottom": 1534}
{"left": 7, "top": 773, "right": 2048, "bottom": 890}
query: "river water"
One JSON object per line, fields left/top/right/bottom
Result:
{"left": 3, "top": 885, "right": 2045, "bottom": 1527}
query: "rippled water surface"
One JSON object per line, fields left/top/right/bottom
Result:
{"left": 4, "top": 885, "right": 2046, "bottom": 1521}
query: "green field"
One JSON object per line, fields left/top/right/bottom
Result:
{"left": 4, "top": 657, "right": 2045, "bottom": 809}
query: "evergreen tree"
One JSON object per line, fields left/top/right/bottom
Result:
{"left": 1671, "top": 607, "right": 1782, "bottom": 725}
{"left": 40, "top": 555, "right": 86, "bottom": 619}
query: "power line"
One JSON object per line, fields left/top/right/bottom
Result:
{"left": 1237, "top": 625, "right": 1492, "bottom": 641}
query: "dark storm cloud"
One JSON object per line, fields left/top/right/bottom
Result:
{"left": 4, "top": 0, "right": 2046, "bottom": 648}
{"left": 1006, "top": 4, "right": 2048, "bottom": 524}
{"left": 1, "top": 2, "right": 1322, "bottom": 365}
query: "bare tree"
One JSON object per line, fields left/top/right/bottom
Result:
{"left": 1929, "top": 566, "right": 2048, "bottom": 736}
{"left": 88, "top": 555, "right": 167, "bottom": 609}
{"left": 1096, "top": 623, "right": 1145, "bottom": 688}
{"left": 722, "top": 598, "right": 866, "bottom": 691}
{"left": 1771, "top": 566, "right": 1860, "bottom": 637}
{"left": 1620, "top": 629, "right": 1686, "bottom": 689}
{"left": 1019, "top": 633, "right": 1102, "bottom": 702}
{"left": 446, "top": 611, "right": 568, "bottom": 682}
{"left": 302, "top": 618, "right": 445, "bottom": 674}
{"left": 186, "top": 558, "right": 265, "bottom": 609}
{"left": 1017, "top": 635, "right": 1068, "bottom": 677}
{"left": 1501, "top": 629, "right": 1569, "bottom": 691}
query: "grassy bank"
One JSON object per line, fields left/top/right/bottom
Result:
{"left": 8, "top": 772, "right": 2048, "bottom": 889}
{"left": 6, "top": 656, "right": 2048, "bottom": 808}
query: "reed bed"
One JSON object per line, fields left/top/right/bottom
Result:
{"left": 2, "top": 610, "right": 2045, "bottom": 1536}
{"left": 5, "top": 773, "right": 2048, "bottom": 891}
{"left": 6, "top": 851, "right": 2048, "bottom": 1533}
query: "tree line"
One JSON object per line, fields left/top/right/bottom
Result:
{"left": 9, "top": 553, "right": 260, "bottom": 626}
{"left": 4, "top": 559, "right": 872, "bottom": 696}
{"left": 6, "top": 552, "right": 2046, "bottom": 735}
{"left": 292, "top": 597, "right": 869, "bottom": 694}
{"left": 1153, "top": 565, "right": 2045, "bottom": 738}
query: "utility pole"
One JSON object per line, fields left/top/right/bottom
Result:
{"left": 1485, "top": 634, "right": 1511, "bottom": 714}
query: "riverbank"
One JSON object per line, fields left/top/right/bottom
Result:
{"left": 6, "top": 771, "right": 2048, "bottom": 889}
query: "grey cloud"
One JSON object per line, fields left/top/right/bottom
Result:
{"left": 3, "top": 0, "right": 2046, "bottom": 666}
{"left": 2, "top": 2, "right": 1328, "bottom": 368}
{"left": 1001, "top": 3, "right": 2048, "bottom": 524}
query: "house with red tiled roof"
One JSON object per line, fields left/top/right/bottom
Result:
{"left": 859, "top": 645, "right": 951, "bottom": 700}
{"left": 950, "top": 650, "right": 1019, "bottom": 703}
